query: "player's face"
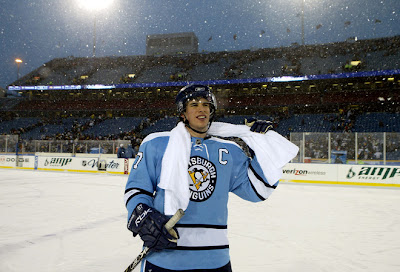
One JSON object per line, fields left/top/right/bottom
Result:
{"left": 182, "top": 97, "right": 211, "bottom": 136}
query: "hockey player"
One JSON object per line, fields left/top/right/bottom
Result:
{"left": 124, "top": 84, "right": 298, "bottom": 271}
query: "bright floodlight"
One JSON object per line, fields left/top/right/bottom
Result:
{"left": 15, "top": 58, "right": 23, "bottom": 63}
{"left": 78, "top": 0, "right": 113, "bottom": 11}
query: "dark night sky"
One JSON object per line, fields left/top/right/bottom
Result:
{"left": 1, "top": 0, "right": 399, "bottom": 89}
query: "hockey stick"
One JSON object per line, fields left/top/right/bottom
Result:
{"left": 124, "top": 209, "right": 185, "bottom": 272}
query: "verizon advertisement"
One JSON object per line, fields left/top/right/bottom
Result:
{"left": 281, "top": 163, "right": 336, "bottom": 182}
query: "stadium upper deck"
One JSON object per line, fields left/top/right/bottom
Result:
{"left": 9, "top": 35, "right": 400, "bottom": 86}
{"left": 3, "top": 35, "right": 400, "bottom": 117}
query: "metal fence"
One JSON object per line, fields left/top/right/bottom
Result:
{"left": 290, "top": 132, "right": 400, "bottom": 165}
{"left": 0, "top": 135, "right": 130, "bottom": 155}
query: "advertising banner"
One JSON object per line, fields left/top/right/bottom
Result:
{"left": 37, "top": 156, "right": 74, "bottom": 171}
{"left": 281, "top": 163, "right": 337, "bottom": 182}
{"left": 0, "top": 155, "right": 35, "bottom": 169}
{"left": 3, "top": 154, "right": 398, "bottom": 187}
{"left": 338, "top": 165, "right": 400, "bottom": 186}
{"left": 105, "top": 158, "right": 126, "bottom": 174}
{"left": 75, "top": 157, "right": 100, "bottom": 173}
{"left": 281, "top": 163, "right": 400, "bottom": 187}
{"left": 0, "top": 155, "right": 18, "bottom": 168}
{"left": 36, "top": 156, "right": 100, "bottom": 173}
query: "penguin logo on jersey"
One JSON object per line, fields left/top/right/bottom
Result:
{"left": 188, "top": 156, "right": 217, "bottom": 202}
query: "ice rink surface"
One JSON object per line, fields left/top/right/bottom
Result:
{"left": 0, "top": 168, "right": 399, "bottom": 272}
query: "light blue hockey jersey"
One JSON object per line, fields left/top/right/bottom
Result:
{"left": 124, "top": 131, "right": 278, "bottom": 270}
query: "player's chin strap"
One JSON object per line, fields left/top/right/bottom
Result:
{"left": 182, "top": 112, "right": 215, "bottom": 135}
{"left": 183, "top": 119, "right": 210, "bottom": 134}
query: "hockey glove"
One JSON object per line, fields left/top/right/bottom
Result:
{"left": 245, "top": 118, "right": 273, "bottom": 134}
{"left": 127, "top": 203, "right": 179, "bottom": 251}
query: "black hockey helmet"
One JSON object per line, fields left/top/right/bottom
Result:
{"left": 175, "top": 84, "right": 217, "bottom": 118}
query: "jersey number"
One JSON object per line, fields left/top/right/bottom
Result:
{"left": 133, "top": 152, "right": 143, "bottom": 169}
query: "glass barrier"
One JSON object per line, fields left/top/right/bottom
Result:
{"left": 0, "top": 135, "right": 19, "bottom": 153}
{"left": 0, "top": 136, "right": 130, "bottom": 155}
{"left": 2, "top": 133, "right": 399, "bottom": 165}
{"left": 291, "top": 132, "right": 400, "bottom": 165}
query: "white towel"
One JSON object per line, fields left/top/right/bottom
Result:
{"left": 158, "top": 122, "right": 192, "bottom": 216}
{"left": 158, "top": 121, "right": 299, "bottom": 215}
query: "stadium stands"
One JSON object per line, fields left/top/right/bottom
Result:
{"left": 0, "top": 111, "right": 399, "bottom": 143}
{"left": 1, "top": 35, "right": 399, "bottom": 143}
{"left": 0, "top": 117, "right": 42, "bottom": 134}
{"left": 241, "top": 57, "right": 287, "bottom": 78}
{"left": 189, "top": 61, "right": 226, "bottom": 81}
{"left": 0, "top": 98, "right": 23, "bottom": 111}
{"left": 140, "top": 116, "right": 178, "bottom": 135}
{"left": 81, "top": 117, "right": 145, "bottom": 137}
{"left": 353, "top": 112, "right": 400, "bottom": 132}
{"left": 8, "top": 36, "right": 399, "bottom": 87}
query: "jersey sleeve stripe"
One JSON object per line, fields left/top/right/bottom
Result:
{"left": 174, "top": 245, "right": 229, "bottom": 250}
{"left": 249, "top": 164, "right": 277, "bottom": 189}
{"left": 175, "top": 224, "right": 227, "bottom": 229}
{"left": 248, "top": 167, "right": 276, "bottom": 200}
{"left": 124, "top": 188, "right": 153, "bottom": 207}
{"left": 176, "top": 226, "right": 229, "bottom": 248}
{"left": 247, "top": 179, "right": 266, "bottom": 201}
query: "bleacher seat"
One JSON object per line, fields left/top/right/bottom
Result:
{"left": 353, "top": 112, "right": 400, "bottom": 132}
{"left": 0, "top": 98, "right": 23, "bottom": 111}
{"left": 140, "top": 117, "right": 178, "bottom": 135}
{"left": 136, "top": 65, "right": 179, "bottom": 83}
{"left": 241, "top": 58, "right": 287, "bottom": 78}
{"left": 0, "top": 117, "right": 41, "bottom": 134}
{"left": 82, "top": 117, "right": 145, "bottom": 137}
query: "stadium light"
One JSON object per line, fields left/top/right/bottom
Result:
{"left": 77, "top": 0, "right": 113, "bottom": 12}
{"left": 77, "top": 0, "right": 114, "bottom": 57}
{"left": 15, "top": 58, "right": 23, "bottom": 80}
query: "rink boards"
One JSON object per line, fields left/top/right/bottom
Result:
{"left": 1, "top": 154, "right": 399, "bottom": 187}
{"left": 0, "top": 154, "right": 131, "bottom": 175}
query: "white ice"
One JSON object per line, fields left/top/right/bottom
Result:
{"left": 0, "top": 169, "right": 399, "bottom": 272}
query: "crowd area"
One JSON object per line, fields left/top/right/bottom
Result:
{"left": 1, "top": 108, "right": 399, "bottom": 163}
{"left": 2, "top": 35, "right": 399, "bottom": 162}
{"left": 1, "top": 105, "right": 397, "bottom": 141}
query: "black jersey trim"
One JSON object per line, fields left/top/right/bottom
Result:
{"left": 144, "top": 260, "right": 232, "bottom": 272}
{"left": 125, "top": 187, "right": 153, "bottom": 206}
{"left": 174, "top": 245, "right": 229, "bottom": 250}
{"left": 175, "top": 224, "right": 227, "bottom": 229}
{"left": 249, "top": 164, "right": 277, "bottom": 189}
{"left": 248, "top": 181, "right": 266, "bottom": 201}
